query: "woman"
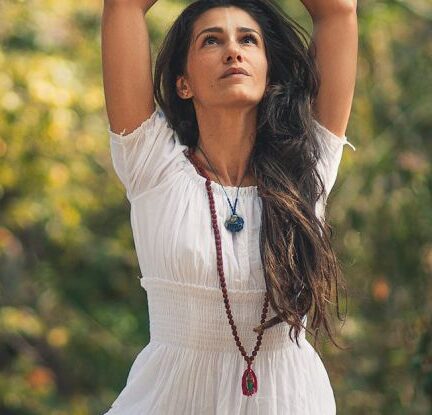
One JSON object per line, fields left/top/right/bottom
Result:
{"left": 101, "top": 0, "right": 357, "bottom": 413}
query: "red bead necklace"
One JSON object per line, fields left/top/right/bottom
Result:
{"left": 184, "top": 147, "right": 270, "bottom": 397}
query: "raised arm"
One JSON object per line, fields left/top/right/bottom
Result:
{"left": 301, "top": 0, "right": 358, "bottom": 137}
{"left": 101, "top": 0, "right": 158, "bottom": 135}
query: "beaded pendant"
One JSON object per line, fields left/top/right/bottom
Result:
{"left": 224, "top": 213, "right": 244, "bottom": 233}
{"left": 241, "top": 363, "right": 258, "bottom": 396}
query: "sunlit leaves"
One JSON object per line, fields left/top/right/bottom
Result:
{"left": 0, "top": 0, "right": 431, "bottom": 414}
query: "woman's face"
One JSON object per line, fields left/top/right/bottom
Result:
{"left": 177, "top": 6, "right": 269, "bottom": 110}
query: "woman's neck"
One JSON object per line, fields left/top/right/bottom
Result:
{"left": 192, "top": 147, "right": 257, "bottom": 187}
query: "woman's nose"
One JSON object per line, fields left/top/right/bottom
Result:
{"left": 224, "top": 40, "right": 244, "bottom": 62}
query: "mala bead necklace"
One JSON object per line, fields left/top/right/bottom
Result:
{"left": 184, "top": 146, "right": 270, "bottom": 396}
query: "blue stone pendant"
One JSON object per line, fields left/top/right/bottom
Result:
{"left": 225, "top": 214, "right": 244, "bottom": 233}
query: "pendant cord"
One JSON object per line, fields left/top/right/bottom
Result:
{"left": 196, "top": 145, "right": 248, "bottom": 215}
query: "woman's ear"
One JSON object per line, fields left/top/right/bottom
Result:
{"left": 176, "top": 75, "right": 191, "bottom": 99}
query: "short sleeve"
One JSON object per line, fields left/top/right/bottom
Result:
{"left": 312, "top": 118, "right": 356, "bottom": 221}
{"left": 108, "top": 108, "right": 184, "bottom": 202}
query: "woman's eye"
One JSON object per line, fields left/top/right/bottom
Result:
{"left": 202, "top": 35, "right": 218, "bottom": 45}
{"left": 243, "top": 34, "right": 258, "bottom": 44}
{"left": 202, "top": 34, "right": 258, "bottom": 46}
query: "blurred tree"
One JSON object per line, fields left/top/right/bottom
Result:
{"left": 0, "top": 0, "right": 430, "bottom": 414}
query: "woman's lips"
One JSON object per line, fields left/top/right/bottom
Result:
{"left": 221, "top": 73, "right": 249, "bottom": 79}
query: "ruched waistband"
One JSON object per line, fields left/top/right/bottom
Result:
{"left": 140, "top": 277, "right": 307, "bottom": 353}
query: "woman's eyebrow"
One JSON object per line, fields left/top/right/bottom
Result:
{"left": 195, "top": 26, "right": 262, "bottom": 43}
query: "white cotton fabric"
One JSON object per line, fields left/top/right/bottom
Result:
{"left": 103, "top": 108, "right": 356, "bottom": 415}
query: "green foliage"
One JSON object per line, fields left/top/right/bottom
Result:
{"left": 0, "top": 1, "right": 150, "bottom": 413}
{"left": 0, "top": 0, "right": 430, "bottom": 413}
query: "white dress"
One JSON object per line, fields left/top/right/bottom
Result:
{"left": 104, "top": 108, "right": 356, "bottom": 415}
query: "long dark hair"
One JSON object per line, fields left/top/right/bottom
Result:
{"left": 153, "top": 0, "right": 348, "bottom": 352}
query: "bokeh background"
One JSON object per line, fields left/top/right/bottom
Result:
{"left": 0, "top": 0, "right": 431, "bottom": 414}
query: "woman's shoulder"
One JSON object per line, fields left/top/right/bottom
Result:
{"left": 108, "top": 107, "right": 189, "bottom": 202}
